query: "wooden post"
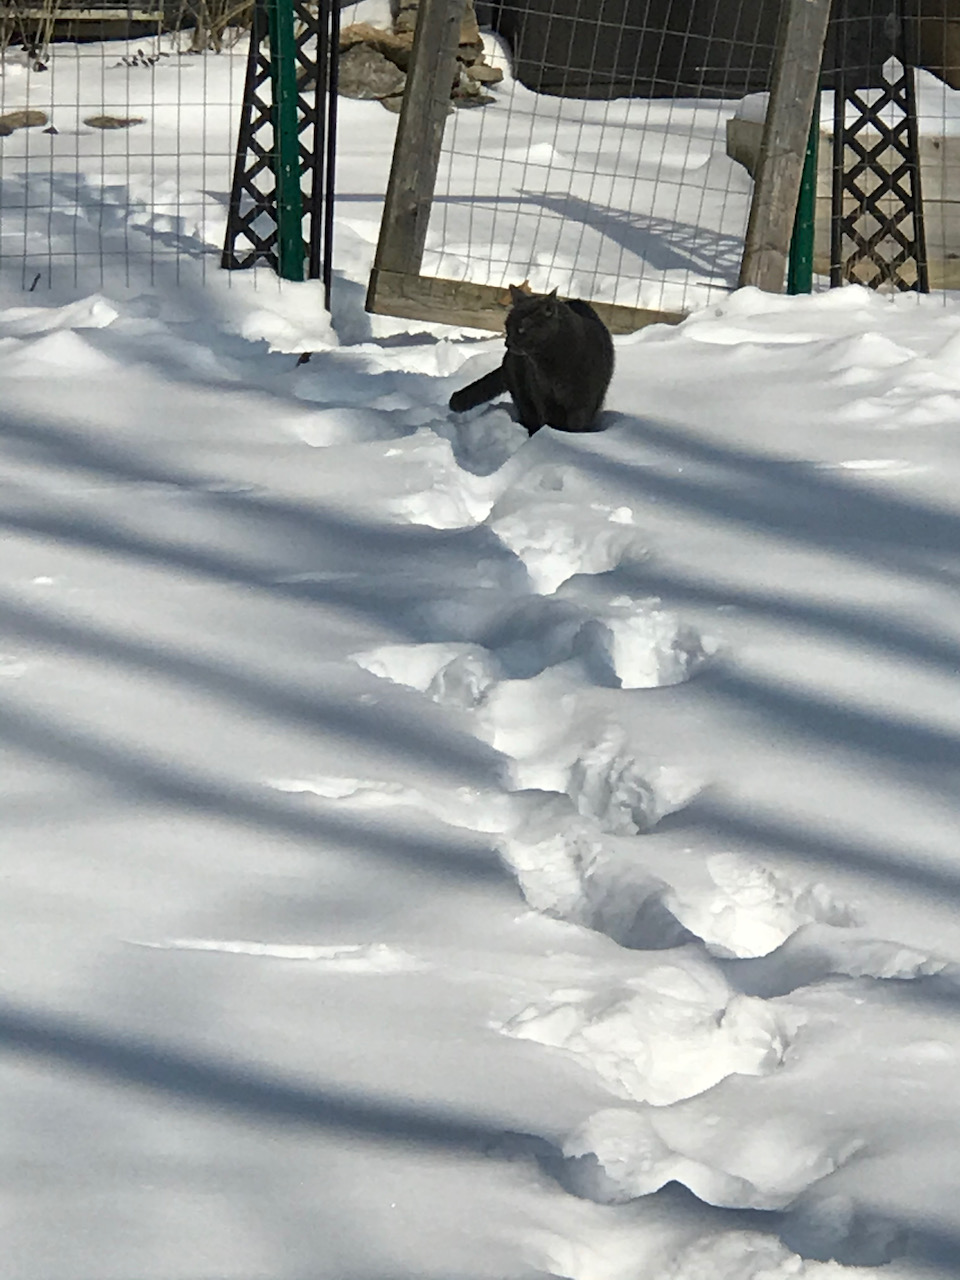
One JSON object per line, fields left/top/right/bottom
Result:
{"left": 739, "top": 0, "right": 832, "bottom": 293}
{"left": 366, "top": 0, "right": 465, "bottom": 308}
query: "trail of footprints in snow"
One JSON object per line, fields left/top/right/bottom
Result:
{"left": 240, "top": 446, "right": 949, "bottom": 1258}
{"left": 260, "top": 455, "right": 906, "bottom": 1220}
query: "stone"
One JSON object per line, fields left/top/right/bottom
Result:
{"left": 0, "top": 109, "right": 48, "bottom": 131}
{"left": 451, "top": 68, "right": 493, "bottom": 107}
{"left": 338, "top": 42, "right": 406, "bottom": 100}
{"left": 465, "top": 60, "right": 503, "bottom": 83}
{"left": 458, "top": 2, "right": 483, "bottom": 62}
{"left": 339, "top": 21, "right": 413, "bottom": 72}
{"left": 453, "top": 67, "right": 483, "bottom": 95}
{"left": 342, "top": 0, "right": 492, "bottom": 110}
{"left": 394, "top": 0, "right": 418, "bottom": 35}
{"left": 83, "top": 115, "right": 146, "bottom": 129}
{"left": 395, "top": 0, "right": 482, "bottom": 54}
{"left": 452, "top": 91, "right": 494, "bottom": 108}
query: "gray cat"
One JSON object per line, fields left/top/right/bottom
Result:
{"left": 449, "top": 286, "right": 614, "bottom": 435}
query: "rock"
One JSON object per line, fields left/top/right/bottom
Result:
{"left": 395, "top": 0, "right": 481, "bottom": 50}
{"left": 453, "top": 91, "right": 494, "bottom": 108}
{"left": 84, "top": 115, "right": 146, "bottom": 129}
{"left": 453, "top": 67, "right": 482, "bottom": 96}
{"left": 465, "top": 60, "right": 503, "bottom": 83}
{"left": 340, "top": 21, "right": 413, "bottom": 71}
{"left": 452, "top": 68, "right": 493, "bottom": 107}
{"left": 345, "top": 0, "right": 492, "bottom": 108}
{"left": 394, "top": 0, "right": 418, "bottom": 35}
{"left": 338, "top": 43, "right": 407, "bottom": 100}
{"left": 458, "top": 2, "right": 483, "bottom": 61}
{"left": 0, "top": 109, "right": 49, "bottom": 131}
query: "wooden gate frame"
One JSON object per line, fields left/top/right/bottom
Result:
{"left": 363, "top": 0, "right": 684, "bottom": 334}
{"left": 366, "top": 0, "right": 833, "bottom": 331}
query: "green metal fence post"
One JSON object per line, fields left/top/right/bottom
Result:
{"left": 787, "top": 93, "right": 820, "bottom": 294}
{"left": 266, "top": 0, "right": 304, "bottom": 281}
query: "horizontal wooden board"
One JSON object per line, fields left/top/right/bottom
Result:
{"left": 367, "top": 267, "right": 686, "bottom": 334}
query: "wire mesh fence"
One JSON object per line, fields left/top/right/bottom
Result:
{"left": 421, "top": 0, "right": 785, "bottom": 318}
{"left": 3, "top": 0, "right": 960, "bottom": 310}
{"left": 379, "top": 0, "right": 960, "bottom": 324}
{"left": 0, "top": 1, "right": 251, "bottom": 291}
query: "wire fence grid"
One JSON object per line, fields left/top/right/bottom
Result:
{"left": 0, "top": 0, "right": 294, "bottom": 292}
{"left": 1, "top": 0, "right": 960, "bottom": 309}
{"left": 429, "top": 0, "right": 782, "bottom": 315}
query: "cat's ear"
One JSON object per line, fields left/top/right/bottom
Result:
{"left": 546, "top": 288, "right": 559, "bottom": 300}
{"left": 509, "top": 284, "right": 527, "bottom": 305}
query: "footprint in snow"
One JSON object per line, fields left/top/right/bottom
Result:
{"left": 780, "top": 1191, "right": 909, "bottom": 1266}
{"left": 670, "top": 853, "right": 857, "bottom": 961}
{"left": 386, "top": 432, "right": 501, "bottom": 528}
{"left": 353, "top": 595, "right": 713, "bottom": 703}
{"left": 662, "top": 1230, "right": 846, "bottom": 1280}
{"left": 488, "top": 499, "right": 644, "bottom": 595}
{"left": 720, "top": 920, "right": 949, "bottom": 998}
{"left": 349, "top": 613, "right": 710, "bottom": 941}
{"left": 495, "top": 952, "right": 789, "bottom": 1108}
{"left": 560, "top": 1104, "right": 863, "bottom": 1212}
{"left": 289, "top": 405, "right": 407, "bottom": 447}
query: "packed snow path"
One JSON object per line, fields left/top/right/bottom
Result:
{"left": 4, "top": 279, "right": 960, "bottom": 1280}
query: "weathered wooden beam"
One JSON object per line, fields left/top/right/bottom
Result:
{"left": 367, "top": 268, "right": 685, "bottom": 334}
{"left": 366, "top": 0, "right": 464, "bottom": 297}
{"left": 739, "top": 0, "right": 832, "bottom": 293}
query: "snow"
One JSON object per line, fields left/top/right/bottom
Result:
{"left": 738, "top": 67, "right": 960, "bottom": 135}
{"left": 4, "top": 8, "right": 960, "bottom": 1280}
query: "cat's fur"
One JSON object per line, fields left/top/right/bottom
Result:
{"left": 449, "top": 286, "right": 614, "bottom": 435}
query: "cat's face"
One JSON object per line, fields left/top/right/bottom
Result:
{"left": 505, "top": 289, "right": 561, "bottom": 354}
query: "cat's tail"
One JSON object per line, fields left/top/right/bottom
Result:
{"left": 449, "top": 365, "right": 507, "bottom": 413}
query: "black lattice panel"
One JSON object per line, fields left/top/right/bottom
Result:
{"left": 222, "top": 0, "right": 279, "bottom": 271}
{"left": 829, "top": 1, "right": 928, "bottom": 292}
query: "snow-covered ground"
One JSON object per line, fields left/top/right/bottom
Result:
{"left": 4, "top": 7, "right": 960, "bottom": 1280}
